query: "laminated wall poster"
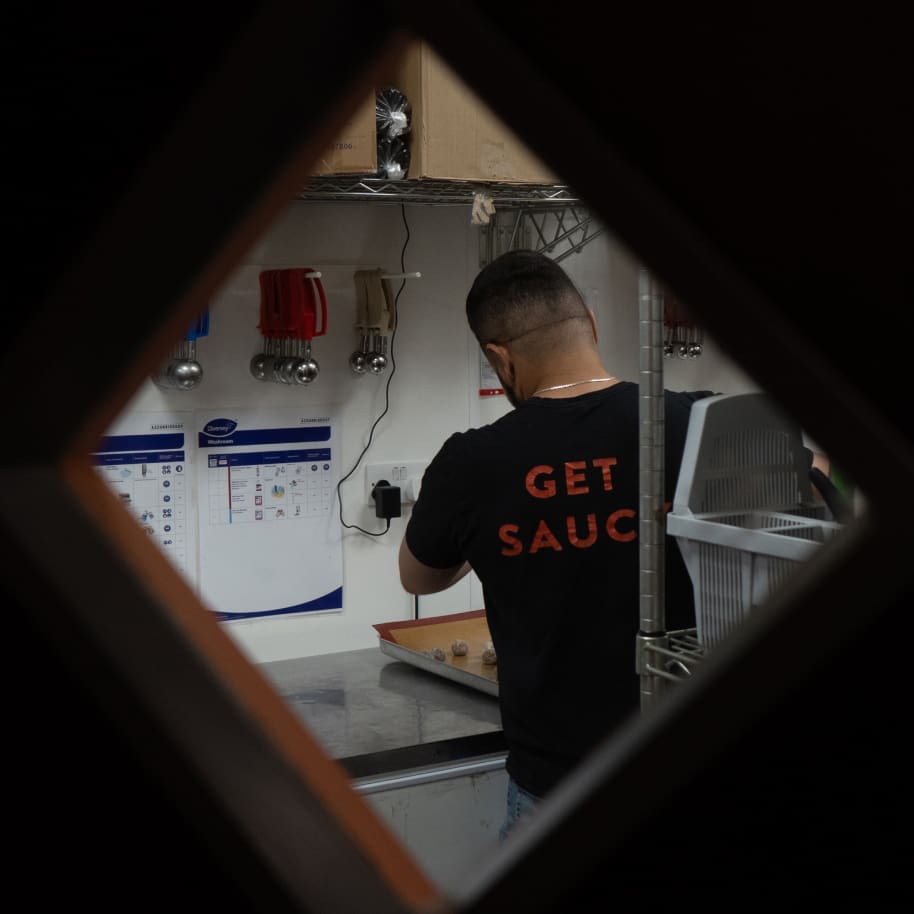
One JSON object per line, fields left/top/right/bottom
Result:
{"left": 95, "top": 407, "right": 343, "bottom": 621}
{"left": 92, "top": 411, "right": 196, "bottom": 585}
{"left": 195, "top": 406, "right": 342, "bottom": 621}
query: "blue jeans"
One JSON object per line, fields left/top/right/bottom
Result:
{"left": 499, "top": 775, "right": 541, "bottom": 841}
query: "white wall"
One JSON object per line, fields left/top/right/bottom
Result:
{"left": 114, "top": 198, "right": 757, "bottom": 664}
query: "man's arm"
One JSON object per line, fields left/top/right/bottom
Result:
{"left": 398, "top": 537, "right": 472, "bottom": 595}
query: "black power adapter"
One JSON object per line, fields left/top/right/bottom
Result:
{"left": 371, "top": 481, "right": 402, "bottom": 519}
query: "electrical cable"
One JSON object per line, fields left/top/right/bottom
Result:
{"left": 337, "top": 203, "right": 411, "bottom": 536}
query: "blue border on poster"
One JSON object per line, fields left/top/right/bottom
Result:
{"left": 216, "top": 586, "right": 343, "bottom": 621}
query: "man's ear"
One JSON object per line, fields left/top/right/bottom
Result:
{"left": 588, "top": 308, "right": 599, "bottom": 344}
{"left": 484, "top": 342, "right": 514, "bottom": 381}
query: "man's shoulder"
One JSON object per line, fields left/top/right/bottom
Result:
{"left": 428, "top": 425, "right": 488, "bottom": 463}
{"left": 427, "top": 414, "right": 522, "bottom": 468}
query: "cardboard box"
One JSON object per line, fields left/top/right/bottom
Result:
{"left": 309, "top": 93, "right": 377, "bottom": 176}
{"left": 392, "top": 42, "right": 559, "bottom": 184}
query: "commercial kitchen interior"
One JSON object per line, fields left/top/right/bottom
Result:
{"left": 3, "top": 6, "right": 910, "bottom": 913}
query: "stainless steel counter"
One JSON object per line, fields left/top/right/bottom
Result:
{"left": 258, "top": 647, "right": 506, "bottom": 780}
{"left": 260, "top": 647, "right": 509, "bottom": 894}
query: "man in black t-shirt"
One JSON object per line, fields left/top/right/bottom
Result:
{"left": 398, "top": 249, "right": 713, "bottom": 838}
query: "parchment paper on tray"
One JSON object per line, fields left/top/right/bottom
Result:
{"left": 373, "top": 609, "right": 498, "bottom": 696}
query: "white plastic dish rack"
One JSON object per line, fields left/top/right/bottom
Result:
{"left": 666, "top": 392, "right": 844, "bottom": 649}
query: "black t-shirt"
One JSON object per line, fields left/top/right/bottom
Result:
{"left": 404, "top": 382, "right": 715, "bottom": 798}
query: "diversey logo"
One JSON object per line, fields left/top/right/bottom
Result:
{"left": 204, "top": 418, "right": 238, "bottom": 437}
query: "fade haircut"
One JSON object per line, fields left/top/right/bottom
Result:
{"left": 466, "top": 249, "right": 590, "bottom": 349}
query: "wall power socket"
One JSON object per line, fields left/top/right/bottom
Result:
{"left": 365, "top": 462, "right": 428, "bottom": 506}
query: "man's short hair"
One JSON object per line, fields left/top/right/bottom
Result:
{"left": 466, "top": 249, "right": 588, "bottom": 346}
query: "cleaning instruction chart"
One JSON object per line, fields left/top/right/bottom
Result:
{"left": 195, "top": 406, "right": 342, "bottom": 621}
{"left": 91, "top": 411, "right": 195, "bottom": 584}
{"left": 94, "top": 407, "right": 343, "bottom": 622}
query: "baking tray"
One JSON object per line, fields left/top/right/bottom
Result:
{"left": 373, "top": 609, "right": 498, "bottom": 697}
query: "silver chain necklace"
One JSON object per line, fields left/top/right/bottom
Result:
{"left": 532, "top": 376, "right": 617, "bottom": 397}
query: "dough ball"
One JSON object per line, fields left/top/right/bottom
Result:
{"left": 430, "top": 646, "right": 446, "bottom": 661}
{"left": 481, "top": 646, "right": 497, "bottom": 666}
{"left": 451, "top": 639, "right": 469, "bottom": 657}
